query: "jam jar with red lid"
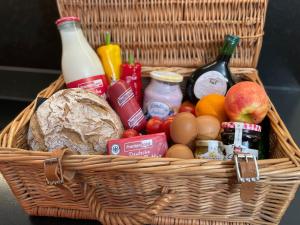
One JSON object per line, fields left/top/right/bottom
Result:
{"left": 221, "top": 122, "right": 262, "bottom": 159}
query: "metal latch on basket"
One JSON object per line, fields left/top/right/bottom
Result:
{"left": 234, "top": 153, "right": 260, "bottom": 183}
{"left": 44, "top": 157, "right": 64, "bottom": 185}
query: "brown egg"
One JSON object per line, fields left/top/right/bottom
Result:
{"left": 166, "top": 144, "right": 194, "bottom": 159}
{"left": 195, "top": 115, "right": 221, "bottom": 140}
{"left": 170, "top": 112, "right": 198, "bottom": 144}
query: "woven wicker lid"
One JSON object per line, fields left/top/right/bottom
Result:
{"left": 57, "top": 0, "right": 268, "bottom": 68}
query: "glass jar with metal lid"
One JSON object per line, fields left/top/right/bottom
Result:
{"left": 143, "top": 71, "right": 183, "bottom": 120}
{"left": 194, "top": 140, "right": 225, "bottom": 160}
{"left": 221, "top": 122, "right": 262, "bottom": 159}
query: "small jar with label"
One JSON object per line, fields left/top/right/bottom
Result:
{"left": 194, "top": 140, "right": 225, "bottom": 160}
{"left": 221, "top": 122, "right": 262, "bottom": 159}
{"left": 143, "top": 71, "right": 183, "bottom": 120}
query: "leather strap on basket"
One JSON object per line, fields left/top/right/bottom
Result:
{"left": 84, "top": 184, "right": 176, "bottom": 225}
{"left": 239, "top": 160, "right": 257, "bottom": 202}
{"left": 44, "top": 149, "right": 75, "bottom": 198}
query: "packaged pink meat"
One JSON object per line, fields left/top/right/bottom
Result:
{"left": 107, "top": 133, "right": 168, "bottom": 157}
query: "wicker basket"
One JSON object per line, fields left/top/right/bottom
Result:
{"left": 1, "top": 0, "right": 300, "bottom": 224}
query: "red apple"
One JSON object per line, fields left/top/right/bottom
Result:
{"left": 224, "top": 81, "right": 270, "bottom": 124}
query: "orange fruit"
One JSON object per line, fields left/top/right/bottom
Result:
{"left": 195, "top": 94, "right": 227, "bottom": 122}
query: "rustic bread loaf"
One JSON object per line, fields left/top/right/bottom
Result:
{"left": 27, "top": 88, "right": 123, "bottom": 154}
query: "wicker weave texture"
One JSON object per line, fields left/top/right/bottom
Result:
{"left": 57, "top": 0, "right": 267, "bottom": 68}
{"left": 0, "top": 68, "right": 299, "bottom": 225}
{"left": 0, "top": 0, "right": 300, "bottom": 224}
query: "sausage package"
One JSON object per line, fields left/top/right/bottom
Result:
{"left": 107, "top": 133, "right": 168, "bottom": 157}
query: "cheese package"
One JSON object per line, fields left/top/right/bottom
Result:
{"left": 107, "top": 133, "right": 168, "bottom": 157}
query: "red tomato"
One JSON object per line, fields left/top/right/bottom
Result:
{"left": 161, "top": 116, "right": 174, "bottom": 140}
{"left": 179, "top": 102, "right": 195, "bottom": 115}
{"left": 146, "top": 117, "right": 163, "bottom": 134}
{"left": 122, "top": 129, "right": 139, "bottom": 138}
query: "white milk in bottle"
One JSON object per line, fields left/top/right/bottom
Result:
{"left": 56, "top": 17, "right": 108, "bottom": 97}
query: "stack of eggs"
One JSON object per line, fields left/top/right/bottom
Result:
{"left": 166, "top": 112, "right": 222, "bottom": 159}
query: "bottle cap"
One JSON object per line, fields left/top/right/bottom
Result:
{"left": 55, "top": 17, "right": 80, "bottom": 26}
{"left": 150, "top": 71, "right": 183, "bottom": 83}
{"left": 225, "top": 35, "right": 240, "bottom": 46}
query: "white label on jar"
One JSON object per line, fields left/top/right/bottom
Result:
{"left": 193, "top": 71, "right": 228, "bottom": 99}
{"left": 224, "top": 145, "right": 258, "bottom": 160}
{"left": 147, "top": 101, "right": 173, "bottom": 119}
{"left": 234, "top": 122, "right": 244, "bottom": 148}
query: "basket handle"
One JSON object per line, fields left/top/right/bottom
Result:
{"left": 44, "top": 149, "right": 176, "bottom": 224}
{"left": 84, "top": 184, "right": 176, "bottom": 225}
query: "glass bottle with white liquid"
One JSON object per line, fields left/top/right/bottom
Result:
{"left": 56, "top": 17, "right": 108, "bottom": 97}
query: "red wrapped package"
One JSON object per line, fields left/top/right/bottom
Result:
{"left": 120, "top": 54, "right": 142, "bottom": 106}
{"left": 107, "top": 80, "right": 146, "bottom": 131}
{"left": 107, "top": 133, "right": 168, "bottom": 157}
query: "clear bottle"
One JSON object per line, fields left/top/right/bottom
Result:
{"left": 185, "top": 35, "right": 240, "bottom": 103}
{"left": 56, "top": 17, "right": 108, "bottom": 97}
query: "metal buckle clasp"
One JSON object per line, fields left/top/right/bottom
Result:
{"left": 234, "top": 153, "right": 260, "bottom": 183}
{"left": 44, "top": 157, "right": 64, "bottom": 185}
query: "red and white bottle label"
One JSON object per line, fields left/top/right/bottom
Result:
{"left": 66, "top": 74, "right": 108, "bottom": 96}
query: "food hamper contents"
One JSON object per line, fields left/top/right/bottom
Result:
{"left": 107, "top": 80, "right": 146, "bottom": 131}
{"left": 120, "top": 54, "right": 143, "bottom": 106}
{"left": 107, "top": 133, "right": 167, "bottom": 157}
{"left": 170, "top": 112, "right": 198, "bottom": 145}
{"left": 224, "top": 81, "right": 270, "bottom": 124}
{"left": 27, "top": 88, "right": 123, "bottom": 154}
{"left": 221, "top": 122, "right": 262, "bottom": 159}
{"left": 122, "top": 129, "right": 140, "bottom": 138}
{"left": 160, "top": 116, "right": 174, "bottom": 140}
{"left": 146, "top": 117, "right": 164, "bottom": 134}
{"left": 185, "top": 35, "right": 239, "bottom": 103}
{"left": 166, "top": 144, "right": 194, "bottom": 159}
{"left": 97, "top": 32, "right": 122, "bottom": 83}
{"left": 195, "top": 94, "right": 227, "bottom": 122}
{"left": 194, "top": 140, "right": 224, "bottom": 160}
{"left": 179, "top": 101, "right": 196, "bottom": 115}
{"left": 27, "top": 16, "right": 272, "bottom": 160}
{"left": 195, "top": 115, "right": 220, "bottom": 140}
{"left": 143, "top": 71, "right": 183, "bottom": 119}
{"left": 56, "top": 17, "right": 108, "bottom": 97}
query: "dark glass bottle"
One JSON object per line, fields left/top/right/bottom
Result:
{"left": 185, "top": 35, "right": 240, "bottom": 103}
